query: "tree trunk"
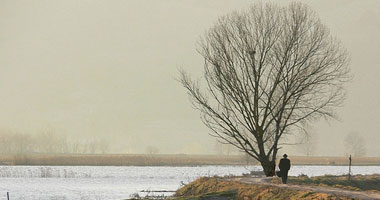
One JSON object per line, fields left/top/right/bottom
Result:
{"left": 260, "top": 157, "right": 276, "bottom": 177}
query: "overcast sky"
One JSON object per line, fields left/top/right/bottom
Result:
{"left": 0, "top": 0, "right": 379, "bottom": 156}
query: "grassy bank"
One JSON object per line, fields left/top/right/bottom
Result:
{"left": 174, "top": 177, "right": 356, "bottom": 200}
{"left": 1, "top": 153, "right": 380, "bottom": 166}
{"left": 272, "top": 174, "right": 380, "bottom": 191}
{"left": 128, "top": 175, "right": 380, "bottom": 199}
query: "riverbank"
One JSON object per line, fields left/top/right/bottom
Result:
{"left": 172, "top": 174, "right": 380, "bottom": 200}
{"left": 1, "top": 153, "right": 380, "bottom": 166}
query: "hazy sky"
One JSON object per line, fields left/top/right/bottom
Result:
{"left": 0, "top": 0, "right": 379, "bottom": 156}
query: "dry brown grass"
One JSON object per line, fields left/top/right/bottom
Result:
{"left": 0, "top": 153, "right": 252, "bottom": 166}
{"left": 270, "top": 174, "right": 380, "bottom": 191}
{"left": 291, "top": 156, "right": 380, "bottom": 166}
{"left": 175, "top": 177, "right": 353, "bottom": 200}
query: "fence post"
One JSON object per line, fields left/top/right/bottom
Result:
{"left": 7, "top": 192, "right": 9, "bottom": 200}
{"left": 348, "top": 155, "right": 352, "bottom": 181}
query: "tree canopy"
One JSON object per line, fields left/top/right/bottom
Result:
{"left": 180, "top": 2, "right": 350, "bottom": 176}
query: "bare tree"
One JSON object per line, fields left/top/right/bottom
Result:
{"left": 98, "top": 138, "right": 110, "bottom": 154}
{"left": 214, "top": 139, "right": 235, "bottom": 155}
{"left": 36, "top": 128, "right": 62, "bottom": 153}
{"left": 146, "top": 145, "right": 160, "bottom": 155}
{"left": 295, "top": 131, "right": 318, "bottom": 157}
{"left": 86, "top": 138, "right": 110, "bottom": 154}
{"left": 0, "top": 128, "right": 111, "bottom": 154}
{"left": 344, "top": 132, "right": 366, "bottom": 157}
{"left": 180, "top": 2, "right": 350, "bottom": 176}
{"left": 88, "top": 139, "right": 99, "bottom": 154}
{"left": 68, "top": 139, "right": 82, "bottom": 154}
{"left": 0, "top": 129, "right": 34, "bottom": 154}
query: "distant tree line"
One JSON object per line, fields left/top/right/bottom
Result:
{"left": 0, "top": 129, "right": 109, "bottom": 154}
{"left": 344, "top": 132, "right": 366, "bottom": 157}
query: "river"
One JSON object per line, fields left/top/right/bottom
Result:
{"left": 1, "top": 165, "right": 379, "bottom": 200}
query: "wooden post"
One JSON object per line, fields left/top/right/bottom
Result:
{"left": 348, "top": 155, "right": 352, "bottom": 181}
{"left": 7, "top": 192, "right": 9, "bottom": 200}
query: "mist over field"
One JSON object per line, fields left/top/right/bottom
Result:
{"left": 0, "top": 0, "right": 379, "bottom": 156}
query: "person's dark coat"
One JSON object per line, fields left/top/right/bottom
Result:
{"left": 279, "top": 158, "right": 291, "bottom": 172}
{"left": 279, "top": 157, "right": 291, "bottom": 184}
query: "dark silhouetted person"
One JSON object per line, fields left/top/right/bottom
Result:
{"left": 279, "top": 154, "right": 291, "bottom": 184}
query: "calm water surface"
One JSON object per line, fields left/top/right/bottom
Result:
{"left": 0, "top": 165, "right": 379, "bottom": 200}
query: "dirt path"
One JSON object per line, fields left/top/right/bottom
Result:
{"left": 228, "top": 177, "right": 380, "bottom": 200}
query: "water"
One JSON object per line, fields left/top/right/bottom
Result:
{"left": 0, "top": 165, "right": 379, "bottom": 200}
